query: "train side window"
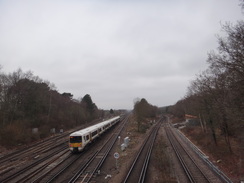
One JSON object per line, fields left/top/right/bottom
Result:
{"left": 86, "top": 135, "right": 89, "bottom": 141}
{"left": 92, "top": 130, "right": 97, "bottom": 137}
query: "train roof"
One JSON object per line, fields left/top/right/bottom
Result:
{"left": 70, "top": 116, "right": 120, "bottom": 137}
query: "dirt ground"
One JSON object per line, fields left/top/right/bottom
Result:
{"left": 95, "top": 115, "right": 175, "bottom": 183}
{"left": 94, "top": 116, "right": 151, "bottom": 182}
{"left": 0, "top": 116, "right": 166, "bottom": 183}
{"left": 2, "top": 115, "right": 240, "bottom": 182}
{"left": 100, "top": 115, "right": 243, "bottom": 183}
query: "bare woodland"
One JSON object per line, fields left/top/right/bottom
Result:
{"left": 171, "top": 21, "right": 244, "bottom": 153}
{"left": 0, "top": 69, "right": 101, "bottom": 148}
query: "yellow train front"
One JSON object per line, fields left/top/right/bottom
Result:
{"left": 69, "top": 135, "right": 83, "bottom": 152}
{"left": 69, "top": 116, "right": 120, "bottom": 153}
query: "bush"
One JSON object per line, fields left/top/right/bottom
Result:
{"left": 0, "top": 122, "right": 31, "bottom": 147}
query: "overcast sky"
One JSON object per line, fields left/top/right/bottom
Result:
{"left": 0, "top": 0, "right": 243, "bottom": 110}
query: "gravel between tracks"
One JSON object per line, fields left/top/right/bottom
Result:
{"left": 0, "top": 116, "right": 234, "bottom": 183}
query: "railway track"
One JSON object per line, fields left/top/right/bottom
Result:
{"left": 0, "top": 144, "right": 68, "bottom": 183}
{"left": 0, "top": 129, "right": 74, "bottom": 164}
{"left": 0, "top": 117, "right": 121, "bottom": 183}
{"left": 0, "top": 118, "right": 105, "bottom": 167}
{"left": 165, "top": 124, "right": 227, "bottom": 183}
{"left": 67, "top": 116, "right": 128, "bottom": 183}
{"left": 33, "top": 152, "right": 82, "bottom": 183}
{"left": 26, "top": 115, "right": 128, "bottom": 183}
{"left": 165, "top": 126, "right": 211, "bottom": 183}
{"left": 0, "top": 126, "right": 87, "bottom": 178}
{"left": 123, "top": 119, "right": 161, "bottom": 183}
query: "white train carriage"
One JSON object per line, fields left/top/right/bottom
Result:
{"left": 69, "top": 116, "right": 120, "bottom": 152}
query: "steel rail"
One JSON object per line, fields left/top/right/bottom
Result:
{"left": 17, "top": 149, "right": 69, "bottom": 183}
{"left": 176, "top": 129, "right": 233, "bottom": 183}
{"left": 82, "top": 130, "right": 119, "bottom": 183}
{"left": 139, "top": 122, "right": 160, "bottom": 183}
{"left": 123, "top": 120, "right": 161, "bottom": 183}
{"left": 0, "top": 132, "right": 69, "bottom": 165}
{"left": 32, "top": 153, "right": 75, "bottom": 183}
{"left": 0, "top": 145, "right": 67, "bottom": 183}
{"left": 38, "top": 117, "right": 128, "bottom": 183}
{"left": 68, "top": 150, "right": 100, "bottom": 183}
{"left": 166, "top": 126, "right": 212, "bottom": 183}
{"left": 84, "top": 116, "right": 129, "bottom": 183}
{"left": 68, "top": 116, "right": 128, "bottom": 183}
{"left": 166, "top": 128, "right": 195, "bottom": 183}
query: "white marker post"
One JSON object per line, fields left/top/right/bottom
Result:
{"left": 114, "top": 152, "right": 119, "bottom": 169}
{"left": 118, "top": 136, "right": 121, "bottom": 145}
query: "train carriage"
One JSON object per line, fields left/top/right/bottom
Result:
{"left": 69, "top": 116, "right": 120, "bottom": 152}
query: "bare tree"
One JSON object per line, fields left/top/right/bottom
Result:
{"left": 181, "top": 21, "right": 244, "bottom": 152}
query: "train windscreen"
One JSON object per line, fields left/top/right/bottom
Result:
{"left": 70, "top": 136, "right": 82, "bottom": 143}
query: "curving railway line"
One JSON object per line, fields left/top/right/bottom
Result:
{"left": 0, "top": 115, "right": 127, "bottom": 183}
{"left": 0, "top": 114, "right": 232, "bottom": 183}
{"left": 0, "top": 143, "right": 68, "bottom": 182}
{"left": 67, "top": 115, "right": 128, "bottom": 183}
{"left": 164, "top": 122, "right": 230, "bottom": 183}
{"left": 32, "top": 115, "right": 128, "bottom": 183}
{"left": 166, "top": 126, "right": 211, "bottom": 183}
{"left": 0, "top": 123, "right": 93, "bottom": 179}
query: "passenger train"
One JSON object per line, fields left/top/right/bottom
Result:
{"left": 69, "top": 116, "right": 120, "bottom": 152}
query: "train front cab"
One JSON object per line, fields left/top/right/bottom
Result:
{"left": 69, "top": 136, "right": 83, "bottom": 153}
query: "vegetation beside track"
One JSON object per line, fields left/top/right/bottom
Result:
{"left": 181, "top": 125, "right": 243, "bottom": 182}
{"left": 0, "top": 68, "right": 116, "bottom": 149}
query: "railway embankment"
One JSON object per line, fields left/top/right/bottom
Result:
{"left": 169, "top": 114, "right": 242, "bottom": 183}
{"left": 180, "top": 126, "right": 243, "bottom": 182}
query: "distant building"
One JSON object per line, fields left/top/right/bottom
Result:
{"left": 185, "top": 114, "right": 199, "bottom": 126}
{"left": 185, "top": 114, "right": 198, "bottom": 122}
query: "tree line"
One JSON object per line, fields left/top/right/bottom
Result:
{"left": 170, "top": 20, "right": 244, "bottom": 153}
{"left": 133, "top": 98, "right": 158, "bottom": 132}
{"left": 0, "top": 68, "right": 101, "bottom": 148}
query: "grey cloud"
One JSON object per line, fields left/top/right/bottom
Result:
{"left": 0, "top": 0, "right": 242, "bottom": 109}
